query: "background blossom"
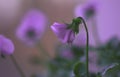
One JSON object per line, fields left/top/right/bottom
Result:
{"left": 74, "top": 2, "right": 97, "bottom": 20}
{"left": 16, "top": 9, "right": 47, "bottom": 46}
{"left": 0, "top": 35, "right": 14, "bottom": 55}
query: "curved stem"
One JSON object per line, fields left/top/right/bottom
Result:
{"left": 10, "top": 55, "right": 25, "bottom": 77}
{"left": 79, "top": 17, "right": 89, "bottom": 77}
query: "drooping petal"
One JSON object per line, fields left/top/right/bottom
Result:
{"left": 63, "top": 30, "right": 75, "bottom": 43}
{"left": 51, "top": 22, "right": 75, "bottom": 43}
{"left": 51, "top": 23, "right": 67, "bottom": 42}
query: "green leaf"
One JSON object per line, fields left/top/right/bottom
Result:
{"left": 96, "top": 72, "right": 102, "bottom": 77}
{"left": 73, "top": 62, "right": 85, "bottom": 77}
{"left": 97, "top": 37, "right": 120, "bottom": 66}
{"left": 101, "top": 63, "right": 120, "bottom": 76}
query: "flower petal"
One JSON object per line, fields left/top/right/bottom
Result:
{"left": 51, "top": 22, "right": 75, "bottom": 43}
{"left": 0, "top": 35, "right": 14, "bottom": 55}
{"left": 16, "top": 9, "right": 47, "bottom": 46}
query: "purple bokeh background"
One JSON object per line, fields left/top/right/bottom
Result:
{"left": 0, "top": 0, "right": 120, "bottom": 77}
{"left": 94, "top": 0, "right": 120, "bottom": 42}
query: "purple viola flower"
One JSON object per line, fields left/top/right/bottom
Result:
{"left": 51, "top": 22, "right": 75, "bottom": 44}
{"left": 16, "top": 9, "right": 47, "bottom": 46}
{"left": 74, "top": 2, "right": 97, "bottom": 20}
{"left": 0, "top": 35, "right": 14, "bottom": 56}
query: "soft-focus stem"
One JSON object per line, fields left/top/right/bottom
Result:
{"left": 10, "top": 55, "right": 25, "bottom": 77}
{"left": 91, "top": 17, "right": 101, "bottom": 45}
{"left": 79, "top": 17, "right": 89, "bottom": 77}
{"left": 37, "top": 43, "right": 50, "bottom": 60}
{"left": 37, "top": 43, "right": 50, "bottom": 76}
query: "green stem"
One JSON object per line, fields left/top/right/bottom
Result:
{"left": 10, "top": 55, "right": 25, "bottom": 77}
{"left": 79, "top": 17, "right": 89, "bottom": 77}
{"left": 37, "top": 43, "right": 51, "bottom": 75}
{"left": 37, "top": 43, "right": 50, "bottom": 60}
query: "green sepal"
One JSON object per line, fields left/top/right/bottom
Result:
{"left": 67, "top": 17, "right": 82, "bottom": 34}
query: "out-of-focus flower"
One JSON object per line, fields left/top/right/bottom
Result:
{"left": 0, "top": 35, "right": 14, "bottom": 56}
{"left": 81, "top": 51, "right": 99, "bottom": 73}
{"left": 60, "top": 50, "right": 74, "bottom": 59}
{"left": 16, "top": 9, "right": 47, "bottom": 45}
{"left": 51, "top": 22, "right": 75, "bottom": 44}
{"left": 73, "top": 30, "right": 86, "bottom": 46}
{"left": 75, "top": 2, "right": 97, "bottom": 20}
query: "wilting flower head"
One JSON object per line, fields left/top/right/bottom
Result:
{"left": 16, "top": 9, "right": 47, "bottom": 45}
{"left": 75, "top": 2, "right": 97, "bottom": 20}
{"left": 0, "top": 35, "right": 14, "bottom": 56}
{"left": 51, "top": 22, "right": 75, "bottom": 44}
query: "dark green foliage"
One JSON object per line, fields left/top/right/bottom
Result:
{"left": 73, "top": 62, "right": 86, "bottom": 77}
{"left": 98, "top": 63, "right": 120, "bottom": 77}
{"left": 98, "top": 37, "right": 120, "bottom": 65}
{"left": 47, "top": 45, "right": 85, "bottom": 77}
{"left": 71, "top": 46, "right": 84, "bottom": 59}
{"left": 97, "top": 37, "right": 120, "bottom": 77}
{"left": 30, "top": 36, "right": 120, "bottom": 77}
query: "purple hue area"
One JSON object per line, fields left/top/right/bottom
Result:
{"left": 73, "top": 30, "right": 86, "bottom": 46}
{"left": 60, "top": 50, "right": 74, "bottom": 59}
{"left": 51, "top": 22, "right": 75, "bottom": 43}
{"left": 16, "top": 9, "right": 47, "bottom": 46}
{"left": 76, "top": 0, "right": 120, "bottom": 43}
{"left": 89, "top": 51, "right": 99, "bottom": 73}
{"left": 80, "top": 51, "right": 99, "bottom": 73}
{"left": 74, "top": 1, "right": 97, "bottom": 20}
{"left": 95, "top": 0, "right": 120, "bottom": 42}
{"left": 0, "top": 35, "right": 14, "bottom": 55}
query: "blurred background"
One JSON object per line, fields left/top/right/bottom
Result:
{"left": 0, "top": 0, "right": 120, "bottom": 77}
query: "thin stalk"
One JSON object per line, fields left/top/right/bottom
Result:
{"left": 10, "top": 55, "right": 25, "bottom": 77}
{"left": 37, "top": 43, "right": 50, "bottom": 60}
{"left": 37, "top": 43, "right": 51, "bottom": 76}
{"left": 79, "top": 17, "right": 89, "bottom": 77}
